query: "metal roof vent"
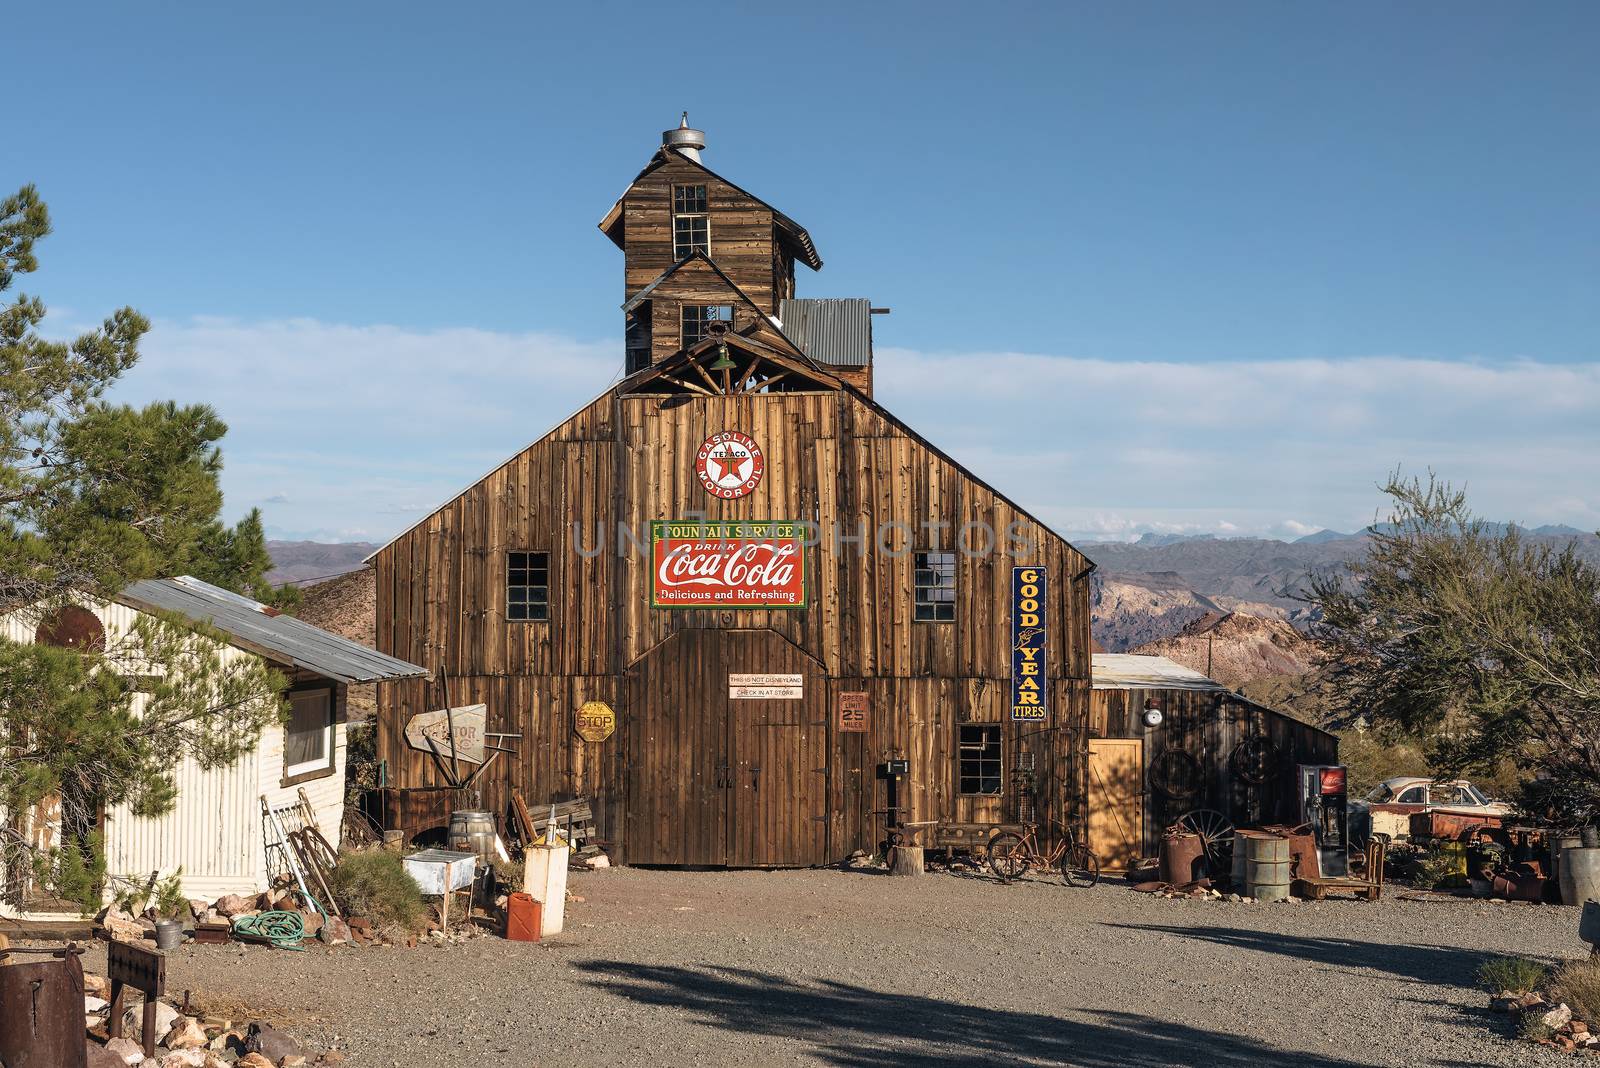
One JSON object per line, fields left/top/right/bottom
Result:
{"left": 662, "top": 112, "right": 706, "bottom": 162}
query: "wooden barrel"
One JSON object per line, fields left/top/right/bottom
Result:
{"left": 1244, "top": 833, "right": 1291, "bottom": 902}
{"left": 448, "top": 809, "right": 497, "bottom": 862}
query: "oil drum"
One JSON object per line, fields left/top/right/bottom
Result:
{"left": 1160, "top": 831, "right": 1206, "bottom": 886}
{"left": 1245, "top": 833, "right": 1291, "bottom": 902}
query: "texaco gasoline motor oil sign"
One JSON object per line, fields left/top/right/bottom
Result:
{"left": 695, "top": 430, "right": 764, "bottom": 499}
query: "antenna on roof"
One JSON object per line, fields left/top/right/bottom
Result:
{"left": 662, "top": 111, "right": 706, "bottom": 162}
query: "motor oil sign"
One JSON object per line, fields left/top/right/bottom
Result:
{"left": 1011, "top": 566, "right": 1047, "bottom": 721}
{"left": 651, "top": 520, "right": 805, "bottom": 609}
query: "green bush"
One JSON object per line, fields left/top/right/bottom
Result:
{"left": 1551, "top": 958, "right": 1600, "bottom": 1024}
{"left": 1409, "top": 848, "right": 1467, "bottom": 890}
{"left": 330, "top": 848, "right": 426, "bottom": 931}
{"left": 1478, "top": 957, "right": 1549, "bottom": 996}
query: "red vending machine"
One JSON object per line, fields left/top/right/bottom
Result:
{"left": 1298, "top": 765, "right": 1350, "bottom": 878}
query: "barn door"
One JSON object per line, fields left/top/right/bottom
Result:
{"left": 625, "top": 631, "right": 729, "bottom": 866}
{"left": 726, "top": 631, "right": 828, "bottom": 867}
{"left": 1087, "top": 738, "right": 1144, "bottom": 872}
{"left": 625, "top": 629, "right": 827, "bottom": 866}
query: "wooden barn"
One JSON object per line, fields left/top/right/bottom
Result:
{"left": 1085, "top": 653, "right": 1339, "bottom": 871}
{"left": 368, "top": 118, "right": 1099, "bottom": 866}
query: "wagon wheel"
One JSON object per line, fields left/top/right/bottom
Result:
{"left": 1149, "top": 747, "right": 1203, "bottom": 800}
{"left": 1229, "top": 737, "right": 1280, "bottom": 786}
{"left": 1175, "top": 809, "right": 1235, "bottom": 876}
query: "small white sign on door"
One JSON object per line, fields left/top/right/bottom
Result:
{"left": 729, "top": 673, "right": 803, "bottom": 700}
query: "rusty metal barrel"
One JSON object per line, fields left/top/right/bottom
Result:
{"left": 1160, "top": 831, "right": 1207, "bottom": 886}
{"left": 1244, "top": 833, "right": 1291, "bottom": 902}
{"left": 1232, "top": 830, "right": 1269, "bottom": 889}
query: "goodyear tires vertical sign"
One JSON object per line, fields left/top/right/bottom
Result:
{"left": 1011, "top": 566, "right": 1047, "bottom": 721}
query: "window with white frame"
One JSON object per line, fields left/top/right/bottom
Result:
{"left": 673, "top": 184, "right": 709, "bottom": 259}
{"left": 681, "top": 304, "right": 733, "bottom": 346}
{"left": 284, "top": 688, "right": 334, "bottom": 779}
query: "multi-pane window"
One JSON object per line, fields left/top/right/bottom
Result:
{"left": 507, "top": 551, "right": 549, "bottom": 621}
{"left": 914, "top": 550, "right": 956, "bottom": 622}
{"left": 681, "top": 304, "right": 733, "bottom": 346}
{"left": 673, "top": 184, "right": 709, "bottom": 259}
{"left": 959, "top": 724, "right": 1002, "bottom": 795}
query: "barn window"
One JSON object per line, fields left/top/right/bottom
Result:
{"left": 959, "top": 724, "right": 1002, "bottom": 795}
{"left": 672, "top": 184, "right": 709, "bottom": 258}
{"left": 914, "top": 550, "right": 956, "bottom": 622}
{"left": 681, "top": 304, "right": 733, "bottom": 346}
{"left": 284, "top": 688, "right": 335, "bottom": 782}
{"left": 507, "top": 551, "right": 549, "bottom": 621}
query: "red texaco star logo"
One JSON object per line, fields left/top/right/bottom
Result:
{"left": 695, "top": 431, "right": 764, "bottom": 499}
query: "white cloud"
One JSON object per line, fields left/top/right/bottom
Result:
{"left": 106, "top": 317, "right": 1600, "bottom": 544}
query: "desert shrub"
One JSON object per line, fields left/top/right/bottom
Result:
{"left": 1478, "top": 957, "right": 1550, "bottom": 996}
{"left": 329, "top": 848, "right": 425, "bottom": 931}
{"left": 1518, "top": 1014, "right": 1556, "bottom": 1042}
{"left": 1409, "top": 847, "right": 1467, "bottom": 890}
{"left": 1550, "top": 958, "right": 1600, "bottom": 1024}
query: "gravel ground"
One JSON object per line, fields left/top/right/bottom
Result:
{"left": 69, "top": 867, "right": 1588, "bottom": 1067}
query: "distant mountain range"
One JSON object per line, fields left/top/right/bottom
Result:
{"left": 265, "top": 540, "right": 378, "bottom": 584}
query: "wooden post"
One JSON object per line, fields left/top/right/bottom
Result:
{"left": 889, "top": 845, "right": 924, "bottom": 877}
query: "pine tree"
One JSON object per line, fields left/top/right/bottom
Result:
{"left": 0, "top": 185, "right": 285, "bottom": 907}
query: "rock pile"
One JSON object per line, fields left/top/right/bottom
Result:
{"left": 83, "top": 984, "right": 344, "bottom": 1068}
{"left": 1489, "top": 991, "right": 1596, "bottom": 1053}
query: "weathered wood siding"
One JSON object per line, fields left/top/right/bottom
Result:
{"left": 1089, "top": 686, "right": 1339, "bottom": 856}
{"left": 374, "top": 385, "right": 1095, "bottom": 864}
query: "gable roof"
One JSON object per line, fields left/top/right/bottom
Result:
{"left": 365, "top": 361, "right": 1099, "bottom": 573}
{"left": 622, "top": 250, "right": 810, "bottom": 361}
{"left": 599, "top": 147, "right": 822, "bottom": 271}
{"left": 117, "top": 576, "right": 429, "bottom": 684}
{"left": 622, "top": 328, "right": 842, "bottom": 397}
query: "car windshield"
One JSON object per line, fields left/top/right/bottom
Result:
{"left": 1465, "top": 784, "right": 1492, "bottom": 805}
{"left": 1365, "top": 784, "right": 1394, "bottom": 802}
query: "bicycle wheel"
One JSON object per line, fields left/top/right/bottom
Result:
{"left": 1060, "top": 844, "right": 1100, "bottom": 888}
{"left": 987, "top": 832, "right": 1031, "bottom": 881}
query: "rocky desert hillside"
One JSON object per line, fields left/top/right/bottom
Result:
{"left": 297, "top": 566, "right": 379, "bottom": 717}
{"left": 1129, "top": 610, "right": 1323, "bottom": 691}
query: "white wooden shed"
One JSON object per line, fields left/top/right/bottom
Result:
{"left": 1, "top": 576, "right": 427, "bottom": 919}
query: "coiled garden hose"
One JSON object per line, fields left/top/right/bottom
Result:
{"left": 232, "top": 909, "right": 307, "bottom": 950}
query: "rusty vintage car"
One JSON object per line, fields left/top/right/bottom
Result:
{"left": 1350, "top": 776, "right": 1513, "bottom": 844}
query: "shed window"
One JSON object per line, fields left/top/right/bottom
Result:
{"left": 672, "top": 184, "right": 709, "bottom": 259}
{"left": 914, "top": 550, "right": 956, "bottom": 622}
{"left": 681, "top": 304, "right": 733, "bottom": 346}
{"left": 508, "top": 551, "right": 549, "bottom": 621}
{"left": 285, "top": 688, "right": 334, "bottom": 779}
{"left": 959, "top": 724, "right": 1001, "bottom": 795}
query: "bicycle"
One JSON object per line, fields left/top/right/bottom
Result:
{"left": 986, "top": 818, "right": 1100, "bottom": 886}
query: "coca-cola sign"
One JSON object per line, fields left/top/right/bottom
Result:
{"left": 651, "top": 520, "right": 806, "bottom": 609}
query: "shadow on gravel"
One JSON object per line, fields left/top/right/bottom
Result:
{"left": 575, "top": 960, "right": 1371, "bottom": 1067}
{"left": 1103, "top": 923, "right": 1486, "bottom": 988}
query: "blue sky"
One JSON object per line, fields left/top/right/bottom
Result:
{"left": 14, "top": 3, "right": 1599, "bottom": 543}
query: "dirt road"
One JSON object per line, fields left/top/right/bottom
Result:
{"left": 82, "top": 867, "right": 1584, "bottom": 1066}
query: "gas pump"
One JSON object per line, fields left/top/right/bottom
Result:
{"left": 1298, "top": 765, "right": 1350, "bottom": 878}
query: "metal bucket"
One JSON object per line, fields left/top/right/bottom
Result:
{"left": 448, "top": 809, "right": 498, "bottom": 862}
{"left": 153, "top": 919, "right": 184, "bottom": 950}
{"left": 1244, "top": 834, "right": 1291, "bottom": 901}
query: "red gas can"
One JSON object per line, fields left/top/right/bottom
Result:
{"left": 505, "top": 892, "right": 542, "bottom": 941}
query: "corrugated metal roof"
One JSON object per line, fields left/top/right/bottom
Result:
{"left": 778, "top": 298, "right": 871, "bottom": 367}
{"left": 1091, "top": 653, "right": 1227, "bottom": 692}
{"left": 118, "top": 576, "right": 429, "bottom": 684}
